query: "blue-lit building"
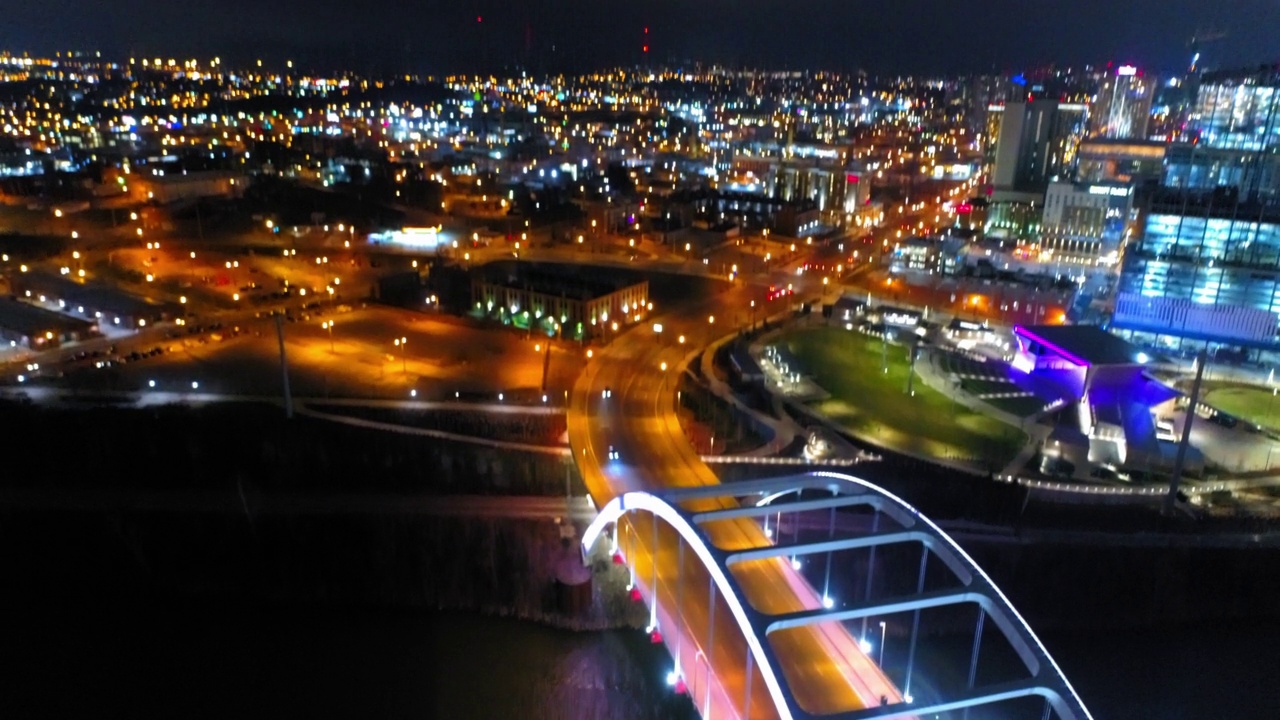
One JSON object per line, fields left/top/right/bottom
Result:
{"left": 1113, "top": 66, "right": 1280, "bottom": 356}
{"left": 1163, "top": 66, "right": 1280, "bottom": 202}
{"left": 1115, "top": 189, "right": 1280, "bottom": 351}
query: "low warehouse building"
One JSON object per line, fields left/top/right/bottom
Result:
{"left": 0, "top": 298, "right": 97, "bottom": 349}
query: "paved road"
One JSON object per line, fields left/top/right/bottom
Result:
{"left": 568, "top": 268, "right": 905, "bottom": 718}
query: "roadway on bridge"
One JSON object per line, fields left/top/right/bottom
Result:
{"left": 568, "top": 271, "right": 904, "bottom": 719}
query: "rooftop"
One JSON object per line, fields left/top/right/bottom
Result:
{"left": 1014, "top": 324, "right": 1148, "bottom": 366}
{"left": 14, "top": 272, "right": 172, "bottom": 317}
{"left": 0, "top": 299, "right": 95, "bottom": 337}
{"left": 475, "top": 265, "right": 644, "bottom": 301}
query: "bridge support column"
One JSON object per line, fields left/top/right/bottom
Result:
{"left": 860, "top": 511, "right": 880, "bottom": 646}
{"left": 821, "top": 490, "right": 837, "bottom": 607}
{"left": 962, "top": 609, "right": 986, "bottom": 720}
{"left": 648, "top": 512, "right": 659, "bottom": 633}
{"left": 674, "top": 538, "right": 685, "bottom": 681}
{"left": 623, "top": 518, "right": 636, "bottom": 592}
{"left": 705, "top": 572, "right": 716, "bottom": 719}
{"left": 904, "top": 544, "right": 929, "bottom": 700}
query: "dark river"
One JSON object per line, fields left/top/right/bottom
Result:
{"left": 4, "top": 599, "right": 1276, "bottom": 719}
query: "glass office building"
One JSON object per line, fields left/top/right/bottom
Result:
{"left": 1113, "top": 67, "right": 1280, "bottom": 354}
{"left": 1116, "top": 190, "right": 1280, "bottom": 350}
{"left": 1163, "top": 67, "right": 1280, "bottom": 202}
{"left": 1193, "top": 77, "right": 1280, "bottom": 153}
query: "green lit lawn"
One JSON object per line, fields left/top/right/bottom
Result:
{"left": 1202, "top": 384, "right": 1280, "bottom": 432}
{"left": 781, "top": 326, "right": 1026, "bottom": 468}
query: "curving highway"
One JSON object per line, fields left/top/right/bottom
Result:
{"left": 568, "top": 271, "right": 905, "bottom": 719}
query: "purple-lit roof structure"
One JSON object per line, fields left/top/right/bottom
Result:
{"left": 1013, "top": 325, "right": 1147, "bottom": 367}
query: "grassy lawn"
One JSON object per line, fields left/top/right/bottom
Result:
{"left": 1201, "top": 383, "right": 1280, "bottom": 432}
{"left": 782, "top": 326, "right": 1026, "bottom": 468}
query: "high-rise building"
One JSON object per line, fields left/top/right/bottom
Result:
{"left": 1088, "top": 66, "right": 1155, "bottom": 140}
{"left": 968, "top": 75, "right": 1017, "bottom": 159}
{"left": 986, "top": 100, "right": 1088, "bottom": 237}
{"left": 991, "top": 100, "right": 1088, "bottom": 197}
{"left": 1162, "top": 66, "right": 1280, "bottom": 203}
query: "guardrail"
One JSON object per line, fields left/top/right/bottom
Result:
{"left": 700, "top": 454, "right": 880, "bottom": 466}
{"left": 993, "top": 473, "right": 1235, "bottom": 497}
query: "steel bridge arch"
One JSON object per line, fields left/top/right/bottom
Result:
{"left": 580, "top": 470, "right": 1094, "bottom": 720}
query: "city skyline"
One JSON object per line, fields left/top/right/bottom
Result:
{"left": 3, "top": 0, "right": 1278, "bottom": 75}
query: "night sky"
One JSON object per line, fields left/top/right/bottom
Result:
{"left": 4, "top": 0, "right": 1278, "bottom": 75}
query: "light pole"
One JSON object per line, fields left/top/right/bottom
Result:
{"left": 322, "top": 321, "right": 334, "bottom": 353}
{"left": 878, "top": 621, "right": 887, "bottom": 666}
{"left": 394, "top": 336, "right": 407, "bottom": 373}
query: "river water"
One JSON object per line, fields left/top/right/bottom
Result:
{"left": 5, "top": 599, "right": 1275, "bottom": 719}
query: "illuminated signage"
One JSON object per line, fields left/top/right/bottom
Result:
{"left": 1088, "top": 185, "right": 1132, "bottom": 197}
{"left": 1117, "top": 65, "right": 1138, "bottom": 77}
{"left": 883, "top": 311, "right": 919, "bottom": 327}
{"left": 368, "top": 226, "right": 444, "bottom": 248}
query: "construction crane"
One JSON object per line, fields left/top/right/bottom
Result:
{"left": 1187, "top": 28, "right": 1228, "bottom": 73}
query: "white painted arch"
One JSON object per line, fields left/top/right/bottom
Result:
{"left": 581, "top": 471, "right": 1094, "bottom": 720}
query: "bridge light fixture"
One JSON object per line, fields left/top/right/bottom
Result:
{"left": 859, "top": 638, "right": 872, "bottom": 654}
{"left": 790, "top": 556, "right": 802, "bottom": 570}
{"left": 822, "top": 595, "right": 834, "bottom": 609}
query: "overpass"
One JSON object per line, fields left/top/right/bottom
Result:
{"left": 567, "top": 273, "right": 1092, "bottom": 719}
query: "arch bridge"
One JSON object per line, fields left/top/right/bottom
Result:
{"left": 581, "top": 471, "right": 1093, "bottom": 720}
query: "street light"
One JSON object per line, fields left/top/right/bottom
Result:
{"left": 394, "top": 336, "right": 407, "bottom": 373}
{"left": 878, "top": 621, "right": 887, "bottom": 666}
{"left": 322, "top": 321, "right": 334, "bottom": 352}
